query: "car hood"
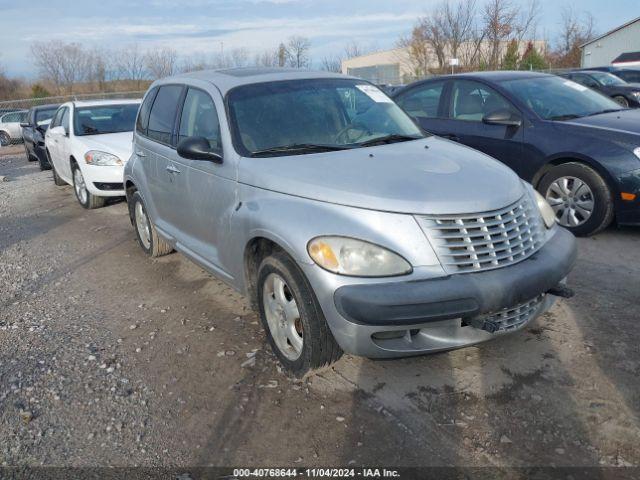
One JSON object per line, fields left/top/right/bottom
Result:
{"left": 564, "top": 109, "right": 640, "bottom": 138}
{"left": 238, "top": 136, "right": 524, "bottom": 215}
{"left": 79, "top": 132, "right": 133, "bottom": 163}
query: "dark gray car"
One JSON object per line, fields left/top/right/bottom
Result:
{"left": 124, "top": 68, "right": 577, "bottom": 376}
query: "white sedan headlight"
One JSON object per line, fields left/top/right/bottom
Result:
{"left": 307, "top": 236, "right": 412, "bottom": 277}
{"left": 84, "top": 150, "right": 122, "bottom": 166}
{"left": 633, "top": 147, "right": 640, "bottom": 160}
{"left": 534, "top": 190, "right": 556, "bottom": 229}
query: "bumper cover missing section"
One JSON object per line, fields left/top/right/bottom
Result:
{"left": 334, "top": 227, "right": 577, "bottom": 327}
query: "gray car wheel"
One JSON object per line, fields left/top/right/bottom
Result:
{"left": 257, "top": 251, "right": 342, "bottom": 376}
{"left": 129, "top": 191, "right": 173, "bottom": 257}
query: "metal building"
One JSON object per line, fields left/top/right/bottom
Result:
{"left": 581, "top": 16, "right": 640, "bottom": 68}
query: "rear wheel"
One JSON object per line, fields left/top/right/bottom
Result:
{"left": 257, "top": 251, "right": 342, "bottom": 376}
{"left": 49, "top": 151, "right": 66, "bottom": 186}
{"left": 612, "top": 95, "right": 629, "bottom": 108}
{"left": 72, "top": 164, "right": 105, "bottom": 209}
{"left": 539, "top": 162, "right": 614, "bottom": 236}
{"left": 0, "top": 132, "right": 10, "bottom": 147}
{"left": 130, "top": 191, "right": 173, "bottom": 257}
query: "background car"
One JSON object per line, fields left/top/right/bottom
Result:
{"left": 393, "top": 71, "right": 640, "bottom": 236}
{"left": 580, "top": 66, "right": 640, "bottom": 84}
{"left": 21, "top": 104, "right": 60, "bottom": 170}
{"left": 560, "top": 70, "right": 640, "bottom": 107}
{"left": 0, "top": 110, "right": 28, "bottom": 146}
{"left": 45, "top": 100, "right": 140, "bottom": 209}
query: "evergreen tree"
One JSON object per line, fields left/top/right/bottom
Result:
{"left": 501, "top": 40, "right": 519, "bottom": 70}
{"left": 518, "top": 42, "right": 548, "bottom": 71}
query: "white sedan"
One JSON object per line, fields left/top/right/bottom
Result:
{"left": 45, "top": 100, "right": 140, "bottom": 209}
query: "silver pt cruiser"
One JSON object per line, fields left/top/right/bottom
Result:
{"left": 124, "top": 68, "right": 577, "bottom": 376}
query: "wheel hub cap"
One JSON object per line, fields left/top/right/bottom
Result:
{"left": 74, "top": 169, "right": 88, "bottom": 204}
{"left": 262, "top": 273, "right": 303, "bottom": 361}
{"left": 134, "top": 201, "right": 151, "bottom": 249}
{"left": 546, "top": 176, "right": 595, "bottom": 227}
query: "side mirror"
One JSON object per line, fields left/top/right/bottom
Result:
{"left": 49, "top": 126, "right": 67, "bottom": 136}
{"left": 177, "top": 136, "right": 222, "bottom": 163}
{"left": 482, "top": 109, "right": 522, "bottom": 127}
{"left": 20, "top": 122, "right": 30, "bottom": 128}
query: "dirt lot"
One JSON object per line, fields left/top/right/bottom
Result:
{"left": 1, "top": 148, "right": 639, "bottom": 472}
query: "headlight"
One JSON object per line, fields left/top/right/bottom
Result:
{"left": 632, "top": 92, "right": 640, "bottom": 99}
{"left": 84, "top": 150, "right": 122, "bottom": 166}
{"left": 307, "top": 236, "right": 412, "bottom": 277}
{"left": 534, "top": 190, "right": 556, "bottom": 229}
{"left": 633, "top": 147, "right": 640, "bottom": 160}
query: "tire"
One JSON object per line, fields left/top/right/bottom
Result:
{"left": 612, "top": 95, "right": 629, "bottom": 108}
{"left": 538, "top": 162, "right": 614, "bottom": 236}
{"left": 71, "top": 163, "right": 105, "bottom": 209}
{"left": 257, "top": 251, "right": 342, "bottom": 377}
{"left": 37, "top": 153, "right": 51, "bottom": 171}
{"left": 25, "top": 145, "right": 37, "bottom": 162}
{"left": 0, "top": 132, "right": 9, "bottom": 147}
{"left": 129, "top": 191, "right": 173, "bottom": 257}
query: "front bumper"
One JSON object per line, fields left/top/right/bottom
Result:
{"left": 82, "top": 164, "right": 125, "bottom": 197}
{"left": 306, "top": 227, "right": 577, "bottom": 358}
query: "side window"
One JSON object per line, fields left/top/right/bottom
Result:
{"left": 573, "top": 74, "right": 598, "bottom": 88}
{"left": 136, "top": 87, "right": 158, "bottom": 136}
{"left": 50, "top": 109, "right": 63, "bottom": 128}
{"left": 396, "top": 81, "right": 445, "bottom": 119}
{"left": 178, "top": 88, "right": 221, "bottom": 151}
{"left": 147, "top": 85, "right": 183, "bottom": 145}
{"left": 450, "top": 80, "right": 515, "bottom": 122}
{"left": 60, "top": 108, "right": 70, "bottom": 132}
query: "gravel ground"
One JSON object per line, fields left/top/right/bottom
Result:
{"left": 1, "top": 149, "right": 639, "bottom": 471}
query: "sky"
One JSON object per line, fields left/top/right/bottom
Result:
{"left": 1, "top": 0, "right": 638, "bottom": 78}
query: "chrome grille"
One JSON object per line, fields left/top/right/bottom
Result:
{"left": 417, "top": 196, "right": 545, "bottom": 274}
{"left": 482, "top": 295, "right": 545, "bottom": 332}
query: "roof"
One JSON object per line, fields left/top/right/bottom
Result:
{"left": 71, "top": 99, "right": 141, "bottom": 107}
{"left": 580, "top": 16, "right": 640, "bottom": 48}
{"left": 160, "top": 67, "right": 356, "bottom": 95}
{"left": 404, "top": 71, "right": 551, "bottom": 86}
{"left": 612, "top": 51, "right": 640, "bottom": 64}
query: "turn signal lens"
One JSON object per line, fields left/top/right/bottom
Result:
{"left": 534, "top": 190, "right": 556, "bottom": 229}
{"left": 621, "top": 192, "right": 637, "bottom": 201}
{"left": 307, "top": 236, "right": 412, "bottom": 277}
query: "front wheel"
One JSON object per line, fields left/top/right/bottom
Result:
{"left": 72, "top": 164, "right": 105, "bottom": 209}
{"left": 257, "top": 251, "right": 342, "bottom": 376}
{"left": 612, "top": 95, "right": 629, "bottom": 108}
{"left": 539, "top": 162, "right": 614, "bottom": 236}
{"left": 129, "top": 191, "right": 173, "bottom": 257}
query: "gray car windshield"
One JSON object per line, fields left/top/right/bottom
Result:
{"left": 74, "top": 104, "right": 140, "bottom": 136}
{"left": 501, "top": 76, "right": 623, "bottom": 120}
{"left": 227, "top": 79, "right": 424, "bottom": 157}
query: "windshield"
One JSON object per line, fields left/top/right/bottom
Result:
{"left": 74, "top": 104, "right": 140, "bottom": 136}
{"left": 590, "top": 71, "right": 627, "bottom": 86}
{"left": 35, "top": 108, "right": 58, "bottom": 126}
{"left": 227, "top": 78, "right": 424, "bottom": 157}
{"left": 501, "top": 76, "right": 623, "bottom": 120}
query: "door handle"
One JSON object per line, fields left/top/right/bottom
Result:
{"left": 166, "top": 164, "right": 181, "bottom": 174}
{"left": 135, "top": 150, "right": 146, "bottom": 158}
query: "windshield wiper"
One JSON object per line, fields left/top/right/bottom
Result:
{"left": 357, "top": 134, "right": 423, "bottom": 147}
{"left": 250, "top": 143, "right": 354, "bottom": 157}
{"left": 549, "top": 114, "right": 582, "bottom": 121}
{"left": 582, "top": 108, "right": 625, "bottom": 117}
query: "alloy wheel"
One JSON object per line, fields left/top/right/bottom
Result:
{"left": 262, "top": 273, "right": 303, "bottom": 361}
{"left": 134, "top": 201, "right": 152, "bottom": 250}
{"left": 73, "top": 168, "right": 89, "bottom": 205}
{"left": 545, "top": 176, "right": 595, "bottom": 227}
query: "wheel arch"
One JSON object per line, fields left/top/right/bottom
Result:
{"left": 532, "top": 154, "right": 618, "bottom": 196}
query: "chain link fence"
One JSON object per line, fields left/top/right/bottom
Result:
{"left": 0, "top": 91, "right": 144, "bottom": 147}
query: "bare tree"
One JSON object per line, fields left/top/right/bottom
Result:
{"left": 30, "top": 42, "right": 92, "bottom": 94}
{"left": 145, "top": 47, "right": 177, "bottom": 79}
{"left": 254, "top": 49, "right": 280, "bottom": 67}
{"left": 287, "top": 36, "right": 311, "bottom": 69}
{"left": 482, "top": 0, "right": 519, "bottom": 69}
{"left": 115, "top": 44, "right": 147, "bottom": 88}
{"left": 87, "top": 47, "right": 110, "bottom": 91}
{"left": 320, "top": 56, "right": 342, "bottom": 73}
{"left": 443, "top": 0, "right": 476, "bottom": 61}
{"left": 553, "top": 7, "right": 596, "bottom": 67}
{"left": 344, "top": 41, "right": 368, "bottom": 59}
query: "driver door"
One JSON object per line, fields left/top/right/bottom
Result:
{"left": 439, "top": 80, "right": 525, "bottom": 172}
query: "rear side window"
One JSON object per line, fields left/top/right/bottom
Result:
{"left": 178, "top": 88, "right": 221, "bottom": 151}
{"left": 396, "top": 81, "right": 445, "bottom": 119}
{"left": 147, "top": 85, "right": 183, "bottom": 145}
{"left": 136, "top": 87, "right": 158, "bottom": 136}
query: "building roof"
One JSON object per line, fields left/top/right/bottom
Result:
{"left": 162, "top": 68, "right": 354, "bottom": 95}
{"left": 612, "top": 51, "right": 640, "bottom": 64}
{"left": 580, "top": 16, "right": 640, "bottom": 48}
